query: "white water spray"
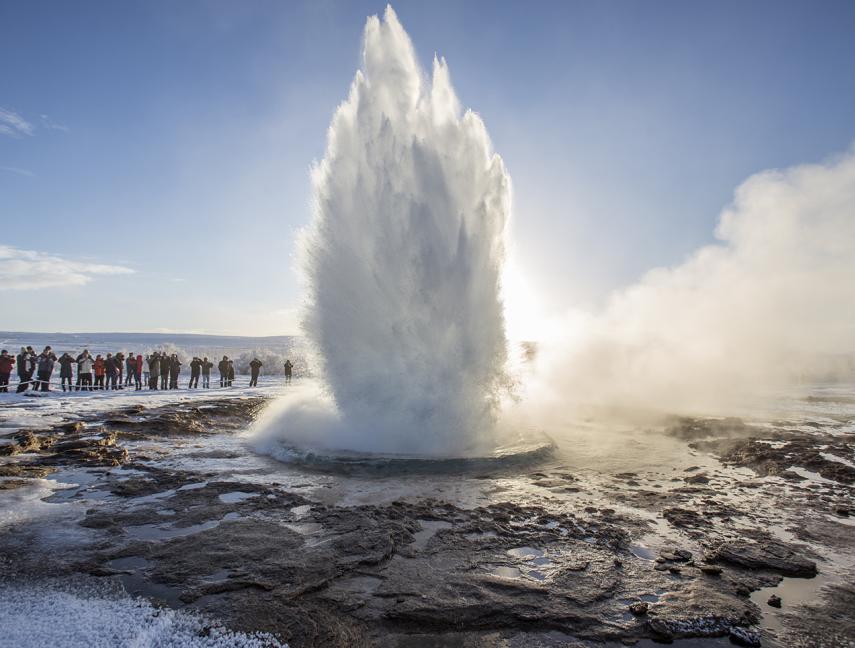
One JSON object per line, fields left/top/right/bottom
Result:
{"left": 256, "top": 7, "right": 511, "bottom": 456}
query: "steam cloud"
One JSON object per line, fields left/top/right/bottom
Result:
{"left": 523, "top": 148, "right": 855, "bottom": 416}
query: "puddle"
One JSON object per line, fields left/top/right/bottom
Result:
{"left": 177, "top": 481, "right": 208, "bottom": 491}
{"left": 786, "top": 467, "right": 837, "bottom": 485}
{"left": 750, "top": 572, "right": 829, "bottom": 636}
{"left": 290, "top": 504, "right": 311, "bottom": 517}
{"left": 490, "top": 566, "right": 522, "bottom": 579}
{"left": 218, "top": 491, "right": 259, "bottom": 504}
{"left": 630, "top": 543, "right": 656, "bottom": 561}
{"left": 507, "top": 546, "right": 545, "bottom": 560}
{"left": 820, "top": 452, "right": 855, "bottom": 469}
{"left": 125, "top": 512, "right": 241, "bottom": 541}
{"left": 412, "top": 520, "right": 452, "bottom": 550}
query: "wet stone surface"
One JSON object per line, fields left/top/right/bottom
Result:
{"left": 1, "top": 396, "right": 853, "bottom": 647}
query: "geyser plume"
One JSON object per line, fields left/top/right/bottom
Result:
{"left": 260, "top": 7, "right": 510, "bottom": 455}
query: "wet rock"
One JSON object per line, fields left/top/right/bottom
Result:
{"left": 629, "top": 601, "right": 648, "bottom": 616}
{"left": 709, "top": 540, "right": 817, "bottom": 577}
{"left": 663, "top": 507, "right": 711, "bottom": 529}
{"left": 684, "top": 474, "right": 710, "bottom": 485}
{"left": 700, "top": 565, "right": 722, "bottom": 576}
{"left": 728, "top": 626, "right": 761, "bottom": 647}
{"left": 767, "top": 594, "right": 781, "bottom": 608}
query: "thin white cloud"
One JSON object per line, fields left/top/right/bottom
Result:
{"left": 0, "top": 166, "right": 34, "bottom": 177}
{"left": 0, "top": 108, "right": 34, "bottom": 138}
{"left": 40, "top": 114, "right": 69, "bottom": 132}
{"left": 0, "top": 245, "right": 135, "bottom": 290}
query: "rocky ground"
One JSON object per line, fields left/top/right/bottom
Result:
{"left": 0, "top": 389, "right": 853, "bottom": 647}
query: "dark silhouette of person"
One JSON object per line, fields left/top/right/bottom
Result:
{"left": 36, "top": 347, "right": 57, "bottom": 391}
{"left": 160, "top": 353, "right": 170, "bottom": 390}
{"left": 227, "top": 360, "right": 235, "bottom": 387}
{"left": 283, "top": 359, "right": 293, "bottom": 384}
{"left": 58, "top": 353, "right": 74, "bottom": 391}
{"left": 105, "top": 353, "right": 119, "bottom": 390}
{"left": 147, "top": 353, "right": 161, "bottom": 390}
{"left": 218, "top": 356, "right": 229, "bottom": 387}
{"left": 249, "top": 358, "right": 262, "bottom": 387}
{"left": 16, "top": 347, "right": 34, "bottom": 393}
{"left": 189, "top": 357, "right": 201, "bottom": 389}
{"left": 201, "top": 357, "right": 213, "bottom": 388}
{"left": 169, "top": 354, "right": 181, "bottom": 389}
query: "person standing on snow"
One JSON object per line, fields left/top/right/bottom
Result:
{"left": 94, "top": 355, "right": 106, "bottom": 390}
{"left": 58, "top": 353, "right": 75, "bottom": 391}
{"left": 0, "top": 350, "right": 15, "bottom": 392}
{"left": 79, "top": 351, "right": 94, "bottom": 390}
{"left": 36, "top": 347, "right": 57, "bottom": 391}
{"left": 16, "top": 347, "right": 33, "bottom": 393}
{"left": 134, "top": 353, "right": 143, "bottom": 390}
{"left": 189, "top": 357, "right": 201, "bottom": 389}
{"left": 159, "top": 354, "right": 170, "bottom": 390}
{"left": 147, "top": 353, "right": 160, "bottom": 390}
{"left": 227, "top": 360, "right": 235, "bottom": 387}
{"left": 218, "top": 356, "right": 229, "bottom": 388}
{"left": 283, "top": 359, "right": 293, "bottom": 384}
{"left": 201, "top": 357, "right": 213, "bottom": 388}
{"left": 249, "top": 358, "right": 262, "bottom": 387}
{"left": 125, "top": 353, "right": 136, "bottom": 387}
{"left": 169, "top": 354, "right": 181, "bottom": 389}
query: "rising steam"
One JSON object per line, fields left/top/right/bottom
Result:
{"left": 522, "top": 148, "right": 855, "bottom": 417}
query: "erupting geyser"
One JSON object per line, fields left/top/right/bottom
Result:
{"left": 256, "top": 6, "right": 513, "bottom": 456}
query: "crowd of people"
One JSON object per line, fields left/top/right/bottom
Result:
{"left": 0, "top": 346, "right": 295, "bottom": 394}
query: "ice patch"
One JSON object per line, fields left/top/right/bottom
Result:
{"left": 0, "top": 580, "right": 286, "bottom": 647}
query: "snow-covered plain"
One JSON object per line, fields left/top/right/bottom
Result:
{"left": 0, "top": 376, "right": 288, "bottom": 435}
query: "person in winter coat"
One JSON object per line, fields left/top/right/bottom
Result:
{"left": 0, "top": 350, "right": 15, "bottom": 392}
{"left": 58, "top": 353, "right": 75, "bottom": 391}
{"left": 147, "top": 353, "right": 160, "bottom": 390}
{"left": 227, "top": 360, "right": 235, "bottom": 387}
{"left": 125, "top": 353, "right": 136, "bottom": 387}
{"left": 218, "top": 356, "right": 229, "bottom": 388}
{"left": 201, "top": 357, "right": 213, "bottom": 388}
{"left": 249, "top": 358, "right": 262, "bottom": 387}
{"left": 134, "top": 354, "right": 143, "bottom": 390}
{"left": 283, "top": 359, "right": 293, "bottom": 384}
{"left": 105, "top": 353, "right": 119, "bottom": 390}
{"left": 188, "top": 357, "right": 201, "bottom": 389}
{"left": 16, "top": 347, "right": 34, "bottom": 393}
{"left": 115, "top": 352, "right": 125, "bottom": 389}
{"left": 75, "top": 350, "right": 89, "bottom": 390}
{"left": 36, "top": 348, "right": 57, "bottom": 391}
{"left": 160, "top": 354, "right": 170, "bottom": 390}
{"left": 79, "top": 351, "right": 94, "bottom": 390}
{"left": 169, "top": 354, "right": 181, "bottom": 389}
{"left": 94, "top": 355, "right": 106, "bottom": 390}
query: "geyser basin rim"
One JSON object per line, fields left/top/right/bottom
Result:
{"left": 259, "top": 432, "right": 556, "bottom": 474}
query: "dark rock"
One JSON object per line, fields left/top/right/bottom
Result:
{"left": 710, "top": 540, "right": 817, "bottom": 577}
{"left": 767, "top": 594, "right": 782, "bottom": 608}
{"left": 700, "top": 565, "right": 722, "bottom": 576}
{"left": 629, "top": 601, "right": 648, "bottom": 616}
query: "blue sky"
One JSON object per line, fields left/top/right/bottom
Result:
{"left": 2, "top": 0, "right": 854, "bottom": 335}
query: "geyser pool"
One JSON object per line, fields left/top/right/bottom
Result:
{"left": 254, "top": 7, "right": 516, "bottom": 457}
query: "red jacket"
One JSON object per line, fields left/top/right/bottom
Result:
{"left": 94, "top": 358, "right": 106, "bottom": 377}
{"left": 136, "top": 355, "right": 143, "bottom": 376}
{"left": 0, "top": 356, "right": 14, "bottom": 373}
